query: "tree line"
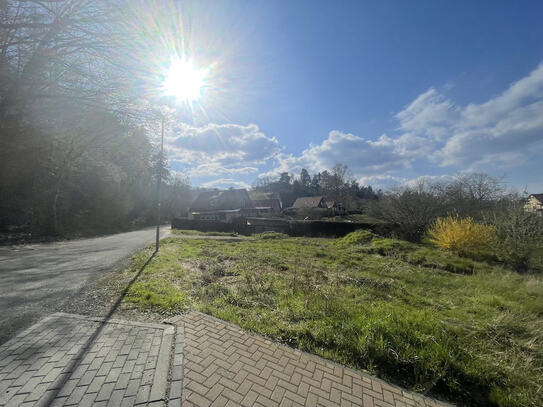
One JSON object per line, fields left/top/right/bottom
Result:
{"left": 367, "top": 173, "right": 542, "bottom": 271}
{"left": 0, "top": 0, "right": 191, "bottom": 239}
{"left": 253, "top": 164, "right": 377, "bottom": 209}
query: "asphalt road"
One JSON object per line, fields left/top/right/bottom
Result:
{"left": 0, "top": 227, "right": 169, "bottom": 345}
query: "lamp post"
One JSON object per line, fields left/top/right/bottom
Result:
{"left": 155, "top": 114, "right": 165, "bottom": 252}
{"left": 154, "top": 56, "right": 209, "bottom": 251}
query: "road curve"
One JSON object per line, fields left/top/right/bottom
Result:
{"left": 0, "top": 227, "right": 169, "bottom": 344}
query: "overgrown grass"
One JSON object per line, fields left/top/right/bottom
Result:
{"left": 171, "top": 229, "right": 239, "bottom": 237}
{"left": 254, "top": 231, "right": 290, "bottom": 240}
{"left": 125, "top": 279, "right": 187, "bottom": 312}
{"left": 112, "top": 232, "right": 543, "bottom": 407}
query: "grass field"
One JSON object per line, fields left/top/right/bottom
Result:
{"left": 106, "top": 230, "right": 543, "bottom": 407}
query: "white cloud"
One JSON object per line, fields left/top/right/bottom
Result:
{"left": 357, "top": 174, "right": 407, "bottom": 188}
{"left": 395, "top": 88, "right": 457, "bottom": 141}
{"left": 186, "top": 164, "right": 258, "bottom": 177}
{"left": 262, "top": 130, "right": 425, "bottom": 179}
{"left": 165, "top": 62, "right": 543, "bottom": 190}
{"left": 166, "top": 123, "right": 281, "bottom": 177}
{"left": 264, "top": 61, "right": 543, "bottom": 185}
{"left": 397, "top": 63, "right": 543, "bottom": 169}
{"left": 439, "top": 96, "right": 543, "bottom": 167}
{"left": 201, "top": 178, "right": 250, "bottom": 189}
{"left": 403, "top": 174, "right": 455, "bottom": 188}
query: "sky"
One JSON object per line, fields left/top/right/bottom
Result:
{"left": 158, "top": 0, "right": 543, "bottom": 193}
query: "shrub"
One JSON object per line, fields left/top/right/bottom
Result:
{"left": 428, "top": 215, "right": 495, "bottom": 257}
{"left": 368, "top": 173, "right": 508, "bottom": 242}
{"left": 485, "top": 205, "right": 543, "bottom": 272}
{"left": 340, "top": 229, "right": 375, "bottom": 245}
{"left": 369, "top": 188, "right": 445, "bottom": 241}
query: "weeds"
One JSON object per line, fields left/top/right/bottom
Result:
{"left": 255, "top": 231, "right": 289, "bottom": 240}
{"left": 125, "top": 278, "right": 186, "bottom": 313}
{"left": 111, "top": 233, "right": 543, "bottom": 407}
{"left": 339, "top": 229, "right": 375, "bottom": 245}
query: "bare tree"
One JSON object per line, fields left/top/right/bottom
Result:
{"left": 0, "top": 0, "right": 172, "bottom": 236}
{"left": 369, "top": 173, "right": 512, "bottom": 241}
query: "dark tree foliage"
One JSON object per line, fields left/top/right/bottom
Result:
{"left": 253, "top": 164, "right": 376, "bottom": 209}
{"left": 0, "top": 1, "right": 191, "bottom": 238}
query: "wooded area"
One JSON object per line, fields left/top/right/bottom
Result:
{"left": 0, "top": 0, "right": 192, "bottom": 238}
{"left": 253, "top": 164, "right": 377, "bottom": 208}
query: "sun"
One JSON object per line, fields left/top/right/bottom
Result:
{"left": 162, "top": 58, "right": 208, "bottom": 102}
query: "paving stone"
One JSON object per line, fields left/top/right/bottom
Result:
{"left": 1, "top": 309, "right": 456, "bottom": 406}
{"left": 0, "top": 313, "right": 173, "bottom": 407}
{"left": 135, "top": 384, "right": 151, "bottom": 404}
{"left": 120, "top": 395, "right": 136, "bottom": 407}
{"left": 77, "top": 392, "right": 98, "bottom": 407}
{"left": 56, "top": 379, "right": 79, "bottom": 397}
{"left": 168, "top": 397, "right": 182, "bottom": 407}
{"left": 174, "top": 311, "right": 452, "bottom": 407}
{"left": 114, "top": 372, "right": 131, "bottom": 390}
{"left": 170, "top": 380, "right": 183, "bottom": 399}
{"left": 65, "top": 384, "right": 89, "bottom": 405}
{"left": 88, "top": 375, "right": 107, "bottom": 393}
{"left": 106, "top": 389, "right": 125, "bottom": 407}
{"left": 5, "top": 393, "right": 28, "bottom": 407}
{"left": 124, "top": 378, "right": 140, "bottom": 397}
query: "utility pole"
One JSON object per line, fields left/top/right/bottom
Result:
{"left": 156, "top": 114, "right": 165, "bottom": 252}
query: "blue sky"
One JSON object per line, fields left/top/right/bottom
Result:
{"left": 162, "top": 0, "right": 543, "bottom": 192}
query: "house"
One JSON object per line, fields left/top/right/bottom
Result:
{"left": 284, "top": 196, "right": 328, "bottom": 216}
{"left": 188, "top": 189, "right": 256, "bottom": 222}
{"left": 291, "top": 196, "right": 327, "bottom": 210}
{"left": 324, "top": 199, "right": 345, "bottom": 215}
{"left": 525, "top": 194, "right": 543, "bottom": 215}
{"left": 248, "top": 192, "right": 283, "bottom": 215}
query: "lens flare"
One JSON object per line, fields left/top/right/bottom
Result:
{"left": 162, "top": 58, "right": 208, "bottom": 102}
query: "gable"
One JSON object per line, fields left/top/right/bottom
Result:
{"left": 218, "top": 189, "right": 254, "bottom": 209}
{"left": 190, "top": 189, "right": 254, "bottom": 211}
{"left": 189, "top": 191, "right": 221, "bottom": 211}
{"left": 292, "top": 196, "right": 325, "bottom": 209}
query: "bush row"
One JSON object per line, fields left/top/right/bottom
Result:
{"left": 171, "top": 217, "right": 397, "bottom": 238}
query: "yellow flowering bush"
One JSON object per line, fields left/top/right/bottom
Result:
{"left": 428, "top": 215, "right": 496, "bottom": 257}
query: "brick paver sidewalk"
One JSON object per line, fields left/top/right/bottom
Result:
{"left": 169, "top": 311, "right": 451, "bottom": 407}
{"left": 1, "top": 311, "right": 453, "bottom": 407}
{"left": 0, "top": 313, "right": 173, "bottom": 407}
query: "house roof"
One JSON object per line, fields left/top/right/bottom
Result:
{"left": 529, "top": 194, "right": 543, "bottom": 203}
{"left": 249, "top": 191, "right": 281, "bottom": 199}
{"left": 192, "top": 209, "right": 241, "bottom": 214}
{"left": 252, "top": 198, "right": 280, "bottom": 208}
{"left": 248, "top": 191, "right": 271, "bottom": 200}
{"left": 189, "top": 189, "right": 254, "bottom": 211}
{"left": 292, "top": 196, "right": 324, "bottom": 209}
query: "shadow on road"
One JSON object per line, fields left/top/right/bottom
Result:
{"left": 40, "top": 251, "right": 156, "bottom": 406}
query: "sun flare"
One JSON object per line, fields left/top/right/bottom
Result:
{"left": 162, "top": 58, "right": 208, "bottom": 102}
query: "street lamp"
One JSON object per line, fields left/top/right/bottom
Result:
{"left": 155, "top": 57, "right": 209, "bottom": 252}
{"left": 155, "top": 113, "right": 165, "bottom": 252}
